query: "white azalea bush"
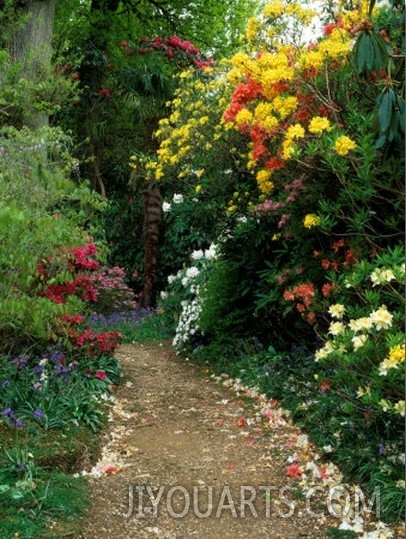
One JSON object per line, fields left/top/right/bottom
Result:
{"left": 158, "top": 244, "right": 218, "bottom": 352}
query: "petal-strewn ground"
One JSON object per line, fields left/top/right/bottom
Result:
{"left": 73, "top": 343, "right": 403, "bottom": 539}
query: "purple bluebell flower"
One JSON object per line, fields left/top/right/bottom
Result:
{"left": 33, "top": 408, "right": 44, "bottom": 420}
{"left": 11, "top": 354, "right": 30, "bottom": 370}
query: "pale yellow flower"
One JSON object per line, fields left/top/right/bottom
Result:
{"left": 379, "top": 399, "right": 390, "bottom": 412}
{"left": 370, "top": 268, "right": 396, "bottom": 286}
{"left": 369, "top": 305, "right": 393, "bottom": 331}
{"left": 349, "top": 317, "right": 373, "bottom": 333}
{"left": 394, "top": 401, "right": 405, "bottom": 416}
{"left": 315, "top": 341, "right": 334, "bottom": 361}
{"left": 328, "top": 303, "right": 345, "bottom": 319}
{"left": 356, "top": 385, "right": 371, "bottom": 398}
{"left": 352, "top": 334, "right": 367, "bottom": 351}
{"left": 328, "top": 321, "right": 345, "bottom": 335}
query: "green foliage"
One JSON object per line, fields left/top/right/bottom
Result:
{"left": 0, "top": 448, "right": 89, "bottom": 539}
{"left": 0, "top": 126, "right": 104, "bottom": 353}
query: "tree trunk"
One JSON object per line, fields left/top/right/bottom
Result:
{"left": 142, "top": 186, "right": 162, "bottom": 307}
{"left": 9, "top": 0, "right": 56, "bottom": 129}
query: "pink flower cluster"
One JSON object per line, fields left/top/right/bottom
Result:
{"left": 91, "top": 266, "right": 139, "bottom": 313}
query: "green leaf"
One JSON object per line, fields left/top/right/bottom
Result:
{"left": 378, "top": 89, "right": 395, "bottom": 134}
{"left": 354, "top": 33, "right": 375, "bottom": 74}
{"left": 0, "top": 484, "right": 10, "bottom": 494}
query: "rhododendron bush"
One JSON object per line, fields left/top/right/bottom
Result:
{"left": 150, "top": 0, "right": 405, "bottom": 522}
{"left": 0, "top": 126, "right": 124, "bottom": 439}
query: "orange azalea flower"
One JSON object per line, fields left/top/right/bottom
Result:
{"left": 283, "top": 290, "right": 295, "bottom": 301}
{"left": 332, "top": 238, "right": 345, "bottom": 252}
{"left": 322, "top": 283, "right": 334, "bottom": 297}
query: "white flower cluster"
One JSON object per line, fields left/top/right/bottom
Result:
{"left": 162, "top": 193, "right": 185, "bottom": 213}
{"left": 164, "top": 244, "right": 218, "bottom": 352}
{"left": 172, "top": 296, "right": 202, "bottom": 350}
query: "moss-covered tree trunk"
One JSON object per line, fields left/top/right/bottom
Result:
{"left": 9, "top": 0, "right": 56, "bottom": 129}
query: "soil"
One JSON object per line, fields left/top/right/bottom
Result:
{"left": 66, "top": 342, "right": 399, "bottom": 539}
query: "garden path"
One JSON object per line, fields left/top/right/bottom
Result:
{"left": 75, "top": 342, "right": 348, "bottom": 538}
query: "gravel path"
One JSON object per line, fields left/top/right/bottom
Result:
{"left": 73, "top": 342, "right": 388, "bottom": 538}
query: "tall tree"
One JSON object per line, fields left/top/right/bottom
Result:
{"left": 8, "top": 0, "right": 56, "bottom": 129}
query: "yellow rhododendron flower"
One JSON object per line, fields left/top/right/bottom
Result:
{"left": 334, "top": 135, "right": 357, "bottom": 156}
{"left": 235, "top": 108, "right": 253, "bottom": 126}
{"left": 378, "top": 344, "right": 405, "bottom": 375}
{"left": 304, "top": 214, "right": 321, "bottom": 228}
{"left": 263, "top": 1, "right": 284, "bottom": 18}
{"left": 246, "top": 17, "right": 260, "bottom": 41}
{"left": 286, "top": 123, "right": 305, "bottom": 140}
{"left": 309, "top": 116, "right": 332, "bottom": 134}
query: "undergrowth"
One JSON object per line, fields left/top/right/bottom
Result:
{"left": 191, "top": 339, "right": 405, "bottom": 525}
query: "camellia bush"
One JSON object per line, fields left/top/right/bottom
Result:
{"left": 150, "top": 0, "right": 405, "bottom": 524}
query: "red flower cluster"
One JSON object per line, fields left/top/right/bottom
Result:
{"left": 70, "top": 243, "right": 99, "bottom": 270}
{"left": 95, "top": 370, "right": 107, "bottom": 381}
{"left": 75, "top": 330, "right": 122, "bottom": 356}
{"left": 314, "top": 238, "right": 358, "bottom": 272}
{"left": 43, "top": 276, "right": 98, "bottom": 304}
{"left": 122, "top": 35, "right": 214, "bottom": 70}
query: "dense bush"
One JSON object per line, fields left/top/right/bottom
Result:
{"left": 152, "top": 0, "right": 405, "bottom": 525}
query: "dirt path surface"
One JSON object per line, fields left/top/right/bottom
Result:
{"left": 75, "top": 343, "right": 358, "bottom": 538}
